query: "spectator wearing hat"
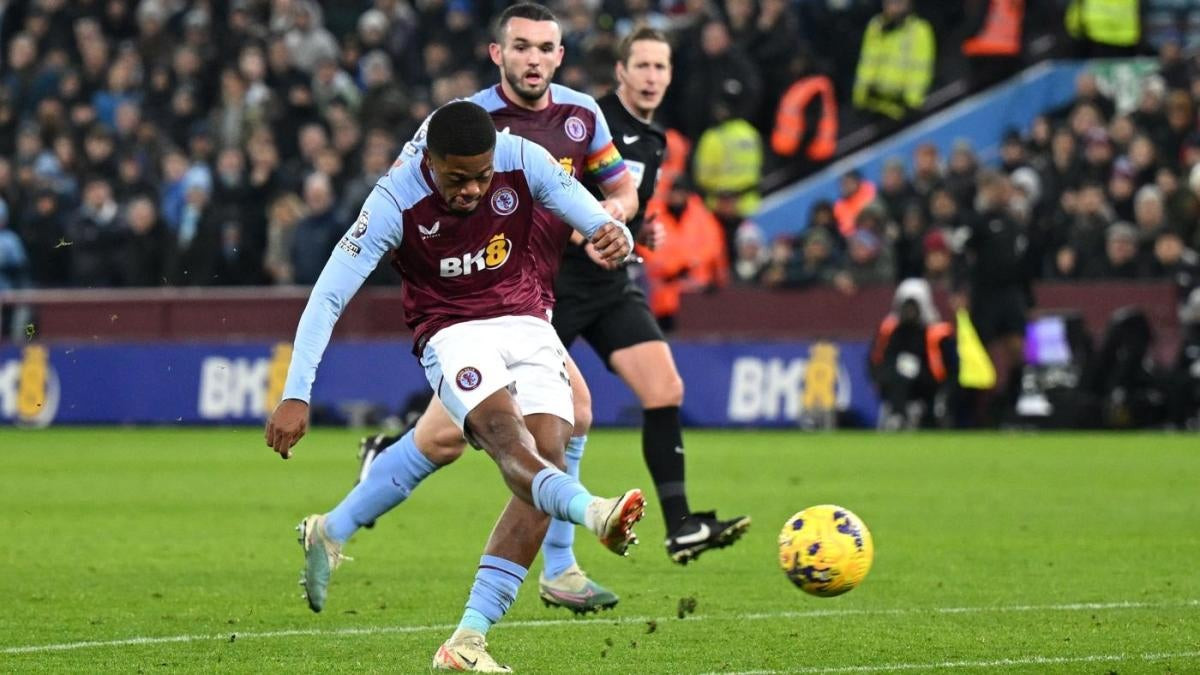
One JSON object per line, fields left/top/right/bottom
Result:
{"left": 732, "top": 221, "right": 771, "bottom": 285}
{"left": 164, "top": 166, "right": 221, "bottom": 286}
{"left": 283, "top": 1, "right": 339, "bottom": 75}
{"left": 922, "top": 228, "right": 954, "bottom": 290}
{"left": 835, "top": 228, "right": 895, "bottom": 294}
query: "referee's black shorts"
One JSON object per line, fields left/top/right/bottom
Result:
{"left": 970, "top": 288, "right": 1028, "bottom": 345}
{"left": 552, "top": 281, "right": 665, "bottom": 369}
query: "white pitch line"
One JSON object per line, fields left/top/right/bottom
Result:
{"left": 3, "top": 599, "right": 1197, "bottom": 656}
{"left": 715, "top": 650, "right": 1200, "bottom": 674}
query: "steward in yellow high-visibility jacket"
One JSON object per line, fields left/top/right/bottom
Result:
{"left": 852, "top": 1, "right": 936, "bottom": 120}
{"left": 693, "top": 106, "right": 763, "bottom": 218}
{"left": 1066, "top": 0, "right": 1140, "bottom": 48}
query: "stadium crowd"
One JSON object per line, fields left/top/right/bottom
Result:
{"left": 0, "top": 0, "right": 1193, "bottom": 307}
{"left": 0, "top": 0, "right": 1040, "bottom": 294}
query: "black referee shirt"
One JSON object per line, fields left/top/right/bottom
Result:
{"left": 558, "top": 92, "right": 668, "bottom": 296}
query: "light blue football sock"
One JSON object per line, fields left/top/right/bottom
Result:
{"left": 541, "top": 436, "right": 586, "bottom": 579}
{"left": 324, "top": 430, "right": 437, "bottom": 543}
{"left": 457, "top": 555, "right": 528, "bottom": 635}
{"left": 531, "top": 466, "right": 592, "bottom": 525}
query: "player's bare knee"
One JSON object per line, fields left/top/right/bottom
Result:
{"left": 415, "top": 422, "right": 466, "bottom": 465}
{"left": 640, "top": 372, "right": 684, "bottom": 408}
{"left": 424, "top": 433, "right": 466, "bottom": 465}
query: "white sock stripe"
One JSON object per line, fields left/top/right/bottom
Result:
{"left": 3, "top": 599, "right": 1196, "bottom": 656}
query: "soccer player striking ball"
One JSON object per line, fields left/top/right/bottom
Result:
{"left": 350, "top": 4, "right": 750, "bottom": 614}
{"left": 265, "top": 101, "right": 644, "bottom": 671}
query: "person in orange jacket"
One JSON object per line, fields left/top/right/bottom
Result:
{"left": 771, "top": 52, "right": 838, "bottom": 175}
{"left": 962, "top": 0, "right": 1025, "bottom": 88}
{"left": 641, "top": 178, "right": 730, "bottom": 331}
{"left": 653, "top": 128, "right": 692, "bottom": 203}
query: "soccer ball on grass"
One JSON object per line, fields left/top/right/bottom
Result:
{"left": 778, "top": 504, "right": 873, "bottom": 597}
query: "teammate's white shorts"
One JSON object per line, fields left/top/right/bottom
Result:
{"left": 419, "top": 315, "right": 573, "bottom": 431}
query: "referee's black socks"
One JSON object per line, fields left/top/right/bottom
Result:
{"left": 642, "top": 405, "right": 690, "bottom": 532}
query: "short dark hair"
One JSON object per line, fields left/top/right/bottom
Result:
{"left": 427, "top": 101, "right": 496, "bottom": 158}
{"left": 493, "top": 3, "right": 559, "bottom": 43}
{"left": 617, "top": 27, "right": 670, "bottom": 65}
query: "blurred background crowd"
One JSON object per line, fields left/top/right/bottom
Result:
{"left": 0, "top": 0, "right": 1194, "bottom": 307}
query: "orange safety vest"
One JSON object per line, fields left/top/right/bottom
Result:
{"left": 641, "top": 194, "right": 729, "bottom": 319}
{"left": 771, "top": 75, "right": 838, "bottom": 161}
{"left": 832, "top": 181, "right": 876, "bottom": 237}
{"left": 871, "top": 317, "right": 955, "bottom": 383}
{"left": 962, "top": 0, "right": 1023, "bottom": 57}
{"left": 653, "top": 129, "right": 692, "bottom": 203}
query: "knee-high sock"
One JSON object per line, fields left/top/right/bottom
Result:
{"left": 324, "top": 430, "right": 437, "bottom": 542}
{"left": 540, "top": 436, "right": 586, "bottom": 579}
{"left": 531, "top": 466, "right": 593, "bottom": 525}
{"left": 643, "top": 406, "right": 690, "bottom": 532}
{"left": 457, "top": 555, "right": 528, "bottom": 635}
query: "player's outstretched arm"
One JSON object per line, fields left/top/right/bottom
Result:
{"left": 266, "top": 187, "right": 403, "bottom": 460}
{"left": 522, "top": 138, "right": 633, "bottom": 264}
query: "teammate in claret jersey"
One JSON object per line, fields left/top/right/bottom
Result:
{"left": 343, "top": 5, "right": 749, "bottom": 623}
{"left": 265, "top": 101, "right": 644, "bottom": 673}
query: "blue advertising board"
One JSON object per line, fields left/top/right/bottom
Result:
{"left": 0, "top": 339, "right": 879, "bottom": 428}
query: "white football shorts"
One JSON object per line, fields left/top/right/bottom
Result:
{"left": 419, "top": 315, "right": 574, "bottom": 430}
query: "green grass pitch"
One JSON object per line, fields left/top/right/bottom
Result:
{"left": 1, "top": 429, "right": 1198, "bottom": 673}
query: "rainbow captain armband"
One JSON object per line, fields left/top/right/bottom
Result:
{"left": 585, "top": 142, "right": 627, "bottom": 185}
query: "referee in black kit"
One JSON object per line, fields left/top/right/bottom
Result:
{"left": 554, "top": 27, "right": 751, "bottom": 563}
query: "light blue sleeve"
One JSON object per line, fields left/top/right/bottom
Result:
{"left": 281, "top": 187, "right": 404, "bottom": 403}
{"left": 520, "top": 138, "right": 632, "bottom": 248}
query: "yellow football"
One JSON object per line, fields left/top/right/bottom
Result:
{"left": 778, "top": 505, "right": 874, "bottom": 597}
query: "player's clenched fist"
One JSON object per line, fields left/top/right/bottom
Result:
{"left": 265, "top": 399, "right": 309, "bottom": 459}
{"left": 590, "top": 222, "right": 632, "bottom": 264}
